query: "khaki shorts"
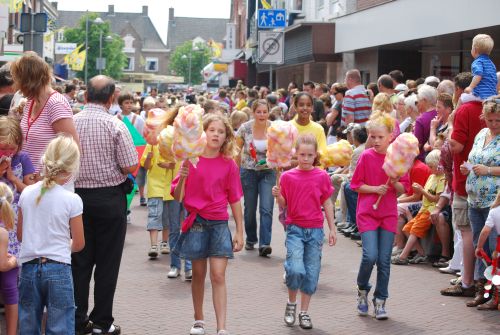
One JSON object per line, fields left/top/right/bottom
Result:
{"left": 452, "top": 195, "right": 470, "bottom": 231}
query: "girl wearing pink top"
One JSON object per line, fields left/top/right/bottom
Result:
{"left": 350, "top": 111, "right": 410, "bottom": 320}
{"left": 272, "top": 135, "right": 336, "bottom": 330}
{"left": 171, "top": 114, "right": 244, "bottom": 335}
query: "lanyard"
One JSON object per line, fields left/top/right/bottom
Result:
{"left": 25, "top": 92, "right": 56, "bottom": 142}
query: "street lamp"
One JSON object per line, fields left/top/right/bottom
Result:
{"left": 84, "top": 15, "right": 104, "bottom": 84}
{"left": 98, "top": 33, "right": 113, "bottom": 75}
{"left": 181, "top": 46, "right": 200, "bottom": 86}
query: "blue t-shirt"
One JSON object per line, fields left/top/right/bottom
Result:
{"left": 471, "top": 54, "right": 498, "bottom": 99}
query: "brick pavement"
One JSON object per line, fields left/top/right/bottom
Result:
{"left": 2, "top": 197, "right": 500, "bottom": 334}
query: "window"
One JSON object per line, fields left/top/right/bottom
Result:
{"left": 124, "top": 56, "right": 135, "bottom": 71}
{"left": 57, "top": 30, "right": 64, "bottom": 42}
{"left": 145, "top": 57, "right": 158, "bottom": 72}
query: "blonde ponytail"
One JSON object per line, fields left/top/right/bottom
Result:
{"left": 36, "top": 134, "right": 80, "bottom": 204}
{"left": 0, "top": 183, "right": 14, "bottom": 230}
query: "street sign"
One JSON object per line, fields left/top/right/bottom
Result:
{"left": 257, "top": 9, "right": 286, "bottom": 29}
{"left": 55, "top": 43, "right": 77, "bottom": 55}
{"left": 96, "top": 57, "right": 106, "bottom": 70}
{"left": 257, "top": 31, "right": 284, "bottom": 65}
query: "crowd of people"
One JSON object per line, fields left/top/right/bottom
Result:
{"left": 0, "top": 33, "right": 498, "bottom": 335}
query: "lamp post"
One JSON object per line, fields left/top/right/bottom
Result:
{"left": 97, "top": 33, "right": 113, "bottom": 75}
{"left": 84, "top": 15, "right": 104, "bottom": 84}
{"left": 181, "top": 46, "right": 200, "bottom": 86}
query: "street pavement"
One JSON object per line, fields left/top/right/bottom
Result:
{"left": 2, "top": 196, "right": 500, "bottom": 334}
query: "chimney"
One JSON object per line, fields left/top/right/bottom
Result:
{"left": 142, "top": 5, "right": 148, "bottom": 16}
{"left": 169, "top": 7, "right": 174, "bottom": 20}
{"left": 108, "top": 5, "right": 114, "bottom": 15}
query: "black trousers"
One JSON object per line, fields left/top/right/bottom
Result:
{"left": 73, "top": 185, "right": 127, "bottom": 330}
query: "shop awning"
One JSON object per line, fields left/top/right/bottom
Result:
{"left": 121, "top": 72, "right": 184, "bottom": 83}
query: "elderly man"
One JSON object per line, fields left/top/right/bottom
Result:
{"left": 341, "top": 69, "right": 371, "bottom": 126}
{"left": 73, "top": 75, "right": 138, "bottom": 335}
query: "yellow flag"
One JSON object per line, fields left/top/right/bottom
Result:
{"left": 64, "top": 44, "right": 84, "bottom": 70}
{"left": 5, "top": 0, "right": 23, "bottom": 13}
{"left": 71, "top": 50, "right": 86, "bottom": 71}
{"left": 260, "top": 0, "right": 272, "bottom": 9}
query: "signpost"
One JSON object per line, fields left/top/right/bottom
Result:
{"left": 258, "top": 31, "right": 284, "bottom": 90}
{"left": 257, "top": 9, "right": 286, "bottom": 29}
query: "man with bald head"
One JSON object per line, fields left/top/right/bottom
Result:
{"left": 73, "top": 75, "right": 138, "bottom": 335}
{"left": 342, "top": 69, "right": 372, "bottom": 126}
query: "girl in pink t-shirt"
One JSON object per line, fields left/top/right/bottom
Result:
{"left": 350, "top": 111, "right": 409, "bottom": 320}
{"left": 272, "top": 134, "right": 336, "bottom": 330}
{"left": 171, "top": 114, "right": 244, "bottom": 335}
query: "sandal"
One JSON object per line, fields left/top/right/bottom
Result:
{"left": 409, "top": 255, "right": 428, "bottom": 264}
{"left": 432, "top": 256, "right": 450, "bottom": 268}
{"left": 391, "top": 255, "right": 409, "bottom": 265}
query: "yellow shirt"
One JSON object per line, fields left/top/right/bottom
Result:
{"left": 235, "top": 99, "right": 247, "bottom": 110}
{"left": 290, "top": 119, "right": 327, "bottom": 153}
{"left": 140, "top": 144, "right": 180, "bottom": 201}
{"left": 421, "top": 174, "right": 446, "bottom": 212}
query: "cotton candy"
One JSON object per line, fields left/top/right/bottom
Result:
{"left": 320, "top": 140, "right": 353, "bottom": 168}
{"left": 158, "top": 125, "right": 175, "bottom": 162}
{"left": 172, "top": 104, "right": 206, "bottom": 167}
{"left": 266, "top": 121, "right": 298, "bottom": 168}
{"left": 383, "top": 133, "right": 420, "bottom": 178}
{"left": 143, "top": 108, "right": 168, "bottom": 145}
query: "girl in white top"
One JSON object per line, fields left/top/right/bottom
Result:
{"left": 17, "top": 135, "right": 85, "bottom": 334}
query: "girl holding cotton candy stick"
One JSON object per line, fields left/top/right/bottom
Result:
{"left": 171, "top": 112, "right": 244, "bottom": 335}
{"left": 350, "top": 111, "right": 410, "bottom": 320}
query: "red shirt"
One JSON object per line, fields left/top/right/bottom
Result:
{"left": 280, "top": 167, "right": 334, "bottom": 228}
{"left": 451, "top": 101, "right": 485, "bottom": 196}
{"left": 407, "top": 159, "right": 431, "bottom": 196}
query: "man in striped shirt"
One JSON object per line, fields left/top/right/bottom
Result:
{"left": 341, "top": 69, "right": 372, "bottom": 126}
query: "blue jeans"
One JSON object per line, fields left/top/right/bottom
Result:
{"left": 469, "top": 206, "right": 497, "bottom": 280}
{"left": 344, "top": 182, "right": 358, "bottom": 224}
{"left": 357, "top": 228, "right": 395, "bottom": 300}
{"left": 284, "top": 225, "right": 324, "bottom": 295}
{"left": 240, "top": 168, "right": 276, "bottom": 247}
{"left": 19, "top": 263, "right": 75, "bottom": 335}
{"left": 167, "top": 200, "right": 191, "bottom": 271}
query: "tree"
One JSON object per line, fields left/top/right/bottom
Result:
{"left": 63, "top": 13, "right": 127, "bottom": 80}
{"left": 169, "top": 40, "right": 211, "bottom": 85}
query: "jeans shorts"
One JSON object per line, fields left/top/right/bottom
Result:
{"left": 173, "top": 215, "right": 233, "bottom": 260}
{"left": 19, "top": 263, "right": 75, "bottom": 334}
{"left": 147, "top": 198, "right": 170, "bottom": 231}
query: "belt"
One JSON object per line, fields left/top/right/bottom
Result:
{"left": 25, "top": 257, "right": 67, "bottom": 265}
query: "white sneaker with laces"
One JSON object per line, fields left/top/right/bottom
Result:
{"left": 190, "top": 320, "right": 205, "bottom": 335}
{"left": 148, "top": 245, "right": 158, "bottom": 258}
{"left": 160, "top": 241, "right": 170, "bottom": 254}
{"left": 167, "top": 266, "right": 180, "bottom": 278}
{"left": 185, "top": 270, "right": 193, "bottom": 281}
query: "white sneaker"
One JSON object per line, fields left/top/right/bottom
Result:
{"left": 185, "top": 270, "right": 193, "bottom": 281}
{"left": 167, "top": 266, "right": 180, "bottom": 278}
{"left": 148, "top": 245, "right": 158, "bottom": 258}
{"left": 160, "top": 241, "right": 170, "bottom": 254}
{"left": 126, "top": 214, "right": 131, "bottom": 224}
{"left": 190, "top": 320, "right": 205, "bottom": 335}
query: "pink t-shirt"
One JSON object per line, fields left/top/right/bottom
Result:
{"left": 280, "top": 167, "right": 334, "bottom": 229}
{"left": 171, "top": 155, "right": 243, "bottom": 232}
{"left": 20, "top": 92, "right": 73, "bottom": 173}
{"left": 350, "top": 148, "right": 410, "bottom": 233}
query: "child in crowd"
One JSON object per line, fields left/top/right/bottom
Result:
{"left": 272, "top": 134, "right": 336, "bottom": 330}
{"left": 392, "top": 149, "right": 446, "bottom": 265}
{"left": 0, "top": 116, "right": 35, "bottom": 335}
{"left": 350, "top": 111, "right": 409, "bottom": 320}
{"left": 172, "top": 114, "right": 244, "bottom": 335}
{"left": 464, "top": 34, "right": 498, "bottom": 100}
{"left": 17, "top": 135, "right": 85, "bottom": 334}
{"left": 141, "top": 141, "right": 193, "bottom": 279}
{"left": 229, "top": 110, "right": 248, "bottom": 133}
{"left": 0, "top": 183, "right": 17, "bottom": 273}
{"left": 140, "top": 96, "right": 156, "bottom": 119}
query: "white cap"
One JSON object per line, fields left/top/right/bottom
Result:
{"left": 395, "top": 83, "right": 408, "bottom": 92}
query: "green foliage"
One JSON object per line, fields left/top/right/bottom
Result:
{"left": 63, "top": 13, "right": 127, "bottom": 80}
{"left": 169, "top": 40, "right": 211, "bottom": 85}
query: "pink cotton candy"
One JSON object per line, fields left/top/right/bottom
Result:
{"left": 172, "top": 104, "right": 207, "bottom": 167}
{"left": 382, "top": 133, "right": 420, "bottom": 179}
{"left": 266, "top": 121, "right": 299, "bottom": 168}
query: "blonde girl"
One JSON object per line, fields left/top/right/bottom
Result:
{"left": 350, "top": 111, "right": 410, "bottom": 320}
{"left": 172, "top": 114, "right": 243, "bottom": 335}
{"left": 272, "top": 134, "right": 336, "bottom": 330}
{"left": 0, "top": 183, "right": 17, "bottom": 272}
{"left": 372, "top": 93, "right": 400, "bottom": 141}
{"left": 17, "top": 135, "right": 85, "bottom": 334}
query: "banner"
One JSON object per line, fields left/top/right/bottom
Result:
{"left": 71, "top": 49, "right": 86, "bottom": 71}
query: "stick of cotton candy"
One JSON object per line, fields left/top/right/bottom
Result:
{"left": 267, "top": 120, "right": 299, "bottom": 186}
{"left": 373, "top": 133, "right": 419, "bottom": 210}
{"left": 320, "top": 140, "right": 353, "bottom": 168}
{"left": 172, "top": 104, "right": 207, "bottom": 167}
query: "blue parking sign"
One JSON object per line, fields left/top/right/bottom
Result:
{"left": 257, "top": 9, "right": 287, "bottom": 29}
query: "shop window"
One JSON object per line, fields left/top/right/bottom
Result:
{"left": 124, "top": 56, "right": 134, "bottom": 71}
{"left": 145, "top": 57, "right": 159, "bottom": 72}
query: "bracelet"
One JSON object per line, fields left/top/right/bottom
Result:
{"left": 488, "top": 166, "right": 492, "bottom": 175}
